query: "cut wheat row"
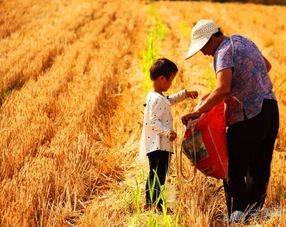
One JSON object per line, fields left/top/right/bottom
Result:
{"left": 0, "top": 0, "right": 144, "bottom": 225}
{"left": 0, "top": 1, "right": 119, "bottom": 180}
{"left": 0, "top": 0, "right": 107, "bottom": 102}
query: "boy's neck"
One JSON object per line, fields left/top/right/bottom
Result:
{"left": 152, "top": 84, "right": 163, "bottom": 95}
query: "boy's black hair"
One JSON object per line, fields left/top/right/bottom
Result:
{"left": 149, "top": 58, "right": 178, "bottom": 81}
{"left": 212, "top": 28, "right": 224, "bottom": 37}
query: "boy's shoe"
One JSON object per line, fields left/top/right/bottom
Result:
{"left": 156, "top": 206, "right": 174, "bottom": 215}
{"left": 143, "top": 204, "right": 174, "bottom": 215}
{"left": 229, "top": 210, "right": 245, "bottom": 223}
{"left": 165, "top": 207, "right": 174, "bottom": 215}
{"left": 143, "top": 204, "right": 151, "bottom": 212}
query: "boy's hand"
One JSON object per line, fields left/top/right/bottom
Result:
{"left": 167, "top": 130, "right": 177, "bottom": 141}
{"left": 186, "top": 90, "right": 198, "bottom": 99}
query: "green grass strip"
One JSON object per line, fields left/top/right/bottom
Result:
{"left": 141, "top": 5, "right": 168, "bottom": 93}
{"left": 179, "top": 21, "right": 191, "bottom": 39}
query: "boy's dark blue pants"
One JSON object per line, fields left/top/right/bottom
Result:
{"left": 223, "top": 99, "right": 279, "bottom": 215}
{"left": 146, "top": 150, "right": 170, "bottom": 207}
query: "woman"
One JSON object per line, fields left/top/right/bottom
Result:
{"left": 183, "top": 19, "right": 279, "bottom": 222}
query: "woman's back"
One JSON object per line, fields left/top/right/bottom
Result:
{"left": 214, "top": 35, "right": 276, "bottom": 125}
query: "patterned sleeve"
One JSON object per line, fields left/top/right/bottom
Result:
{"left": 215, "top": 44, "right": 234, "bottom": 74}
{"left": 167, "top": 89, "right": 187, "bottom": 105}
{"left": 149, "top": 96, "right": 170, "bottom": 136}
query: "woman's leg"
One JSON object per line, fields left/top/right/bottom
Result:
{"left": 247, "top": 100, "right": 279, "bottom": 211}
{"left": 225, "top": 99, "right": 279, "bottom": 217}
{"left": 224, "top": 122, "right": 250, "bottom": 215}
{"left": 145, "top": 150, "right": 170, "bottom": 207}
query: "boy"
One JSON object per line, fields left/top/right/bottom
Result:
{"left": 139, "top": 58, "right": 198, "bottom": 212}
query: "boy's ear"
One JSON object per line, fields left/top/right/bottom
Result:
{"left": 158, "top": 75, "right": 165, "bottom": 80}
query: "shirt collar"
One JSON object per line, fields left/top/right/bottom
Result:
{"left": 214, "top": 36, "right": 230, "bottom": 58}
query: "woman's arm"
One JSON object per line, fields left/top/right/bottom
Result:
{"left": 182, "top": 68, "right": 232, "bottom": 124}
{"left": 263, "top": 56, "right": 271, "bottom": 72}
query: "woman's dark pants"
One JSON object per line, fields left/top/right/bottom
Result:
{"left": 224, "top": 99, "right": 279, "bottom": 216}
{"left": 145, "top": 150, "right": 170, "bottom": 208}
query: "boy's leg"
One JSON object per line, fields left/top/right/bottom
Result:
{"left": 145, "top": 150, "right": 170, "bottom": 207}
{"left": 145, "top": 151, "right": 158, "bottom": 206}
{"left": 156, "top": 151, "right": 170, "bottom": 208}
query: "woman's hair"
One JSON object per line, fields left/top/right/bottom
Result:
{"left": 149, "top": 58, "right": 178, "bottom": 80}
{"left": 212, "top": 28, "right": 224, "bottom": 37}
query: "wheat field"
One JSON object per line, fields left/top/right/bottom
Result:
{"left": 0, "top": 0, "right": 285, "bottom": 226}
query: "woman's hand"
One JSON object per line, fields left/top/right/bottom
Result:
{"left": 181, "top": 111, "right": 202, "bottom": 125}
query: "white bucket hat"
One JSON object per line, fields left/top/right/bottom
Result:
{"left": 186, "top": 19, "right": 219, "bottom": 59}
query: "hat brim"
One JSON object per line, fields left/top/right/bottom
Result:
{"left": 185, "top": 37, "right": 211, "bottom": 60}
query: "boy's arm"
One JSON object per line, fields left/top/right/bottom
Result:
{"left": 149, "top": 97, "right": 170, "bottom": 136}
{"left": 167, "top": 89, "right": 198, "bottom": 105}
